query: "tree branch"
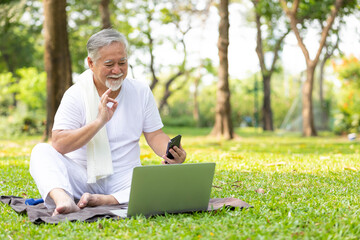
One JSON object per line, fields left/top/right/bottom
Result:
{"left": 314, "top": 0, "right": 344, "bottom": 64}
{"left": 270, "top": 28, "right": 291, "bottom": 73}
{"left": 280, "top": 0, "right": 311, "bottom": 64}
{"left": 145, "top": 12, "right": 160, "bottom": 90}
{"left": 254, "top": 2, "right": 266, "bottom": 75}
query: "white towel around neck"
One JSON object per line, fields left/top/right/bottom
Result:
{"left": 76, "top": 69, "right": 113, "bottom": 183}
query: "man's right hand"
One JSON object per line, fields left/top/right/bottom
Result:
{"left": 52, "top": 88, "right": 118, "bottom": 155}
{"left": 97, "top": 88, "right": 118, "bottom": 125}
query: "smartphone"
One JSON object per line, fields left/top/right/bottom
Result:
{"left": 166, "top": 135, "right": 182, "bottom": 159}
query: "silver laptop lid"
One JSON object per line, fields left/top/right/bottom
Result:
{"left": 127, "top": 162, "right": 216, "bottom": 217}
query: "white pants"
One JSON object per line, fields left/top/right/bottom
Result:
{"left": 29, "top": 143, "right": 131, "bottom": 209}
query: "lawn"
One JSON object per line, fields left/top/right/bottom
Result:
{"left": 0, "top": 127, "right": 359, "bottom": 239}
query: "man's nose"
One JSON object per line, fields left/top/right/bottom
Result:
{"left": 112, "top": 64, "right": 122, "bottom": 74}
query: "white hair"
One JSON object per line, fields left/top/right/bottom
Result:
{"left": 87, "top": 29, "right": 129, "bottom": 63}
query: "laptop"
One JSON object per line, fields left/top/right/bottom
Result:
{"left": 110, "top": 162, "right": 216, "bottom": 218}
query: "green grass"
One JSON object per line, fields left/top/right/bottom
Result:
{"left": 1, "top": 128, "right": 360, "bottom": 239}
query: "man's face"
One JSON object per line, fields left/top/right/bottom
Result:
{"left": 88, "top": 42, "right": 128, "bottom": 92}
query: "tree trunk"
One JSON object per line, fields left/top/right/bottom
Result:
{"left": 193, "top": 73, "right": 200, "bottom": 127}
{"left": 2, "top": 53, "right": 18, "bottom": 107}
{"left": 210, "top": 0, "right": 233, "bottom": 139}
{"left": 262, "top": 75, "right": 273, "bottom": 131}
{"left": 319, "top": 56, "right": 325, "bottom": 107}
{"left": 253, "top": 0, "right": 289, "bottom": 131}
{"left": 146, "top": 14, "right": 159, "bottom": 91}
{"left": 100, "top": 0, "right": 111, "bottom": 29}
{"left": 280, "top": 0, "right": 344, "bottom": 136}
{"left": 43, "top": 0, "right": 72, "bottom": 140}
{"left": 319, "top": 55, "right": 327, "bottom": 129}
{"left": 302, "top": 63, "right": 317, "bottom": 136}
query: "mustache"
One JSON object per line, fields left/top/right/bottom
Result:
{"left": 107, "top": 73, "right": 124, "bottom": 79}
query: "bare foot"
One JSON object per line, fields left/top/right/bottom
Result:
{"left": 77, "top": 193, "right": 118, "bottom": 208}
{"left": 52, "top": 199, "right": 80, "bottom": 216}
{"left": 77, "top": 192, "right": 100, "bottom": 208}
{"left": 49, "top": 188, "right": 80, "bottom": 216}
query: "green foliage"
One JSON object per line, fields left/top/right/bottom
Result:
{"left": 333, "top": 55, "right": 360, "bottom": 134}
{"left": 55, "top": 0, "right": 140, "bottom": 73}
{"left": 14, "top": 68, "right": 46, "bottom": 110}
{"left": 0, "top": 103, "right": 45, "bottom": 137}
{"left": 161, "top": 71, "right": 301, "bottom": 129}
{"left": 160, "top": 7, "right": 180, "bottom": 24}
{"left": 0, "top": 24, "right": 41, "bottom": 72}
{"left": 298, "top": 0, "right": 336, "bottom": 20}
{"left": 0, "top": 0, "right": 25, "bottom": 29}
{"left": 282, "top": 0, "right": 358, "bottom": 38}
{"left": 0, "top": 1, "right": 43, "bottom": 72}
{"left": 336, "top": 55, "right": 360, "bottom": 85}
{"left": 0, "top": 0, "right": 358, "bottom": 138}
{"left": 112, "top": 0, "right": 200, "bottom": 85}
{"left": 289, "top": 0, "right": 357, "bottom": 22}
{"left": 0, "top": 72, "right": 14, "bottom": 116}
{"left": 159, "top": 74, "right": 217, "bottom": 128}
{"left": 253, "top": 0, "right": 289, "bottom": 59}
{"left": 162, "top": 115, "right": 197, "bottom": 127}
{"left": 202, "top": 58, "right": 218, "bottom": 76}
{"left": 0, "top": 68, "right": 46, "bottom": 137}
{"left": 66, "top": 0, "right": 101, "bottom": 73}
{"left": 198, "top": 84, "right": 217, "bottom": 127}
{"left": 1, "top": 130, "right": 360, "bottom": 238}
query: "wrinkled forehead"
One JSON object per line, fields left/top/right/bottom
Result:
{"left": 97, "top": 42, "right": 127, "bottom": 60}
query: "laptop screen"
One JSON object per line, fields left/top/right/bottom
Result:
{"left": 127, "top": 162, "right": 216, "bottom": 217}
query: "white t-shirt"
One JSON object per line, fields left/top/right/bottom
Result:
{"left": 53, "top": 77, "right": 164, "bottom": 173}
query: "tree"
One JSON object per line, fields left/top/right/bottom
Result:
{"left": 147, "top": 3, "right": 190, "bottom": 111}
{"left": 252, "top": 0, "right": 290, "bottom": 131}
{"left": 156, "top": 1, "right": 213, "bottom": 111}
{"left": 100, "top": 0, "right": 111, "bottom": 29}
{"left": 157, "top": 25, "right": 191, "bottom": 112}
{"left": 280, "top": 0, "right": 356, "bottom": 136}
{"left": 65, "top": 0, "right": 102, "bottom": 74}
{"left": 43, "top": 0, "right": 72, "bottom": 140}
{"left": 114, "top": 0, "right": 204, "bottom": 111}
{"left": 210, "top": 0, "right": 233, "bottom": 139}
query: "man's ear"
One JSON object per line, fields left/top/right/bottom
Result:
{"left": 87, "top": 57, "right": 94, "bottom": 70}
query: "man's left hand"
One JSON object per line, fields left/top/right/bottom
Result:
{"left": 162, "top": 145, "right": 186, "bottom": 164}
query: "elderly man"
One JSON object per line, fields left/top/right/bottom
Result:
{"left": 30, "top": 29, "right": 186, "bottom": 216}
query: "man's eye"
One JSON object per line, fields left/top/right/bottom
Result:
{"left": 105, "top": 64, "right": 113, "bottom": 67}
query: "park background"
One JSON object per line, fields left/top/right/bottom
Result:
{"left": 0, "top": 0, "right": 359, "bottom": 138}
{"left": 1, "top": 0, "right": 360, "bottom": 239}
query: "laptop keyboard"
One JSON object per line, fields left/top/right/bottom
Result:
{"left": 110, "top": 208, "right": 128, "bottom": 218}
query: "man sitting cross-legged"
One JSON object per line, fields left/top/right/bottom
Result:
{"left": 30, "top": 29, "right": 186, "bottom": 216}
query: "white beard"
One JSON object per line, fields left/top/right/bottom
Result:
{"left": 105, "top": 74, "right": 124, "bottom": 91}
